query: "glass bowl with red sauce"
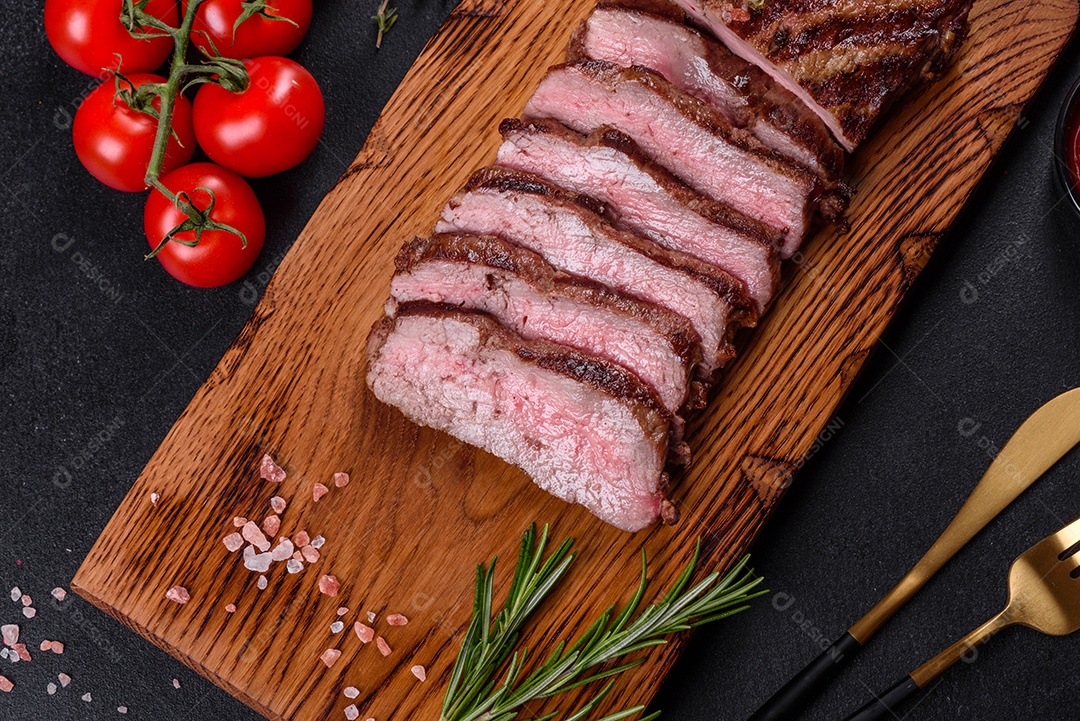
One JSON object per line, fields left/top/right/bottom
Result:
{"left": 1055, "top": 75, "right": 1080, "bottom": 210}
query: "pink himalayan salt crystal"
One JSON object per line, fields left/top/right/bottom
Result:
{"left": 376, "top": 637, "right": 391, "bottom": 657}
{"left": 334, "top": 472, "right": 350, "bottom": 488}
{"left": 173, "top": 679, "right": 181, "bottom": 689}
{"left": 257, "top": 575, "right": 268, "bottom": 591}
{"left": 222, "top": 532, "right": 244, "bottom": 553}
{"left": 22, "top": 607, "right": 36, "bottom": 619}
{"left": 8, "top": 587, "right": 19, "bottom": 602}
{"left": 51, "top": 588, "right": 66, "bottom": 602}
{"left": 411, "top": 665, "right": 427, "bottom": 682}
{"left": 345, "top": 705, "right": 360, "bottom": 720}
{"left": 82, "top": 692, "right": 92, "bottom": 702}
{"left": 225, "top": 604, "right": 237, "bottom": 613}
{"left": 353, "top": 623, "right": 374, "bottom": 644}
{"left": 243, "top": 546, "right": 273, "bottom": 573}
{"left": 166, "top": 586, "right": 191, "bottom": 605}
{"left": 271, "top": 539, "right": 295, "bottom": 562}
{"left": 336, "top": 607, "right": 349, "bottom": 616}
{"left": 233, "top": 516, "right": 248, "bottom": 528}
{"left": 310, "top": 535, "right": 326, "bottom": 550}
{"left": 1, "top": 624, "right": 18, "bottom": 646}
{"left": 302, "top": 546, "right": 321, "bottom": 564}
{"left": 59, "top": 673, "right": 71, "bottom": 687}
{"left": 386, "top": 614, "right": 408, "bottom": 627}
{"left": 13, "top": 643, "right": 30, "bottom": 661}
{"left": 260, "top": 454, "right": 287, "bottom": 483}
{"left": 270, "top": 496, "right": 287, "bottom": 514}
{"left": 294, "top": 530, "right": 311, "bottom": 548}
{"left": 242, "top": 521, "right": 271, "bottom": 552}
{"left": 262, "top": 515, "right": 281, "bottom": 538}
{"left": 150, "top": 492, "right": 160, "bottom": 507}
{"left": 330, "top": 621, "right": 344, "bottom": 634}
{"left": 47, "top": 683, "right": 57, "bottom": 695}
{"left": 118, "top": 707, "right": 128, "bottom": 714}
{"left": 312, "top": 483, "right": 329, "bottom": 503}
{"left": 292, "top": 550, "right": 304, "bottom": 561}
{"left": 344, "top": 686, "right": 360, "bottom": 699}
{"left": 21, "top": 594, "right": 31, "bottom": 607}
{"left": 318, "top": 575, "right": 339, "bottom": 597}
{"left": 366, "top": 611, "right": 376, "bottom": 623}
{"left": 50, "top": 641, "right": 64, "bottom": 654}
{"left": 320, "top": 648, "right": 341, "bottom": 668}
{"left": 0, "top": 676, "right": 13, "bottom": 693}
{"left": 286, "top": 559, "right": 304, "bottom": 574}
{"left": 39, "top": 640, "right": 51, "bottom": 651}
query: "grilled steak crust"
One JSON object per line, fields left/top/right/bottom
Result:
{"left": 389, "top": 233, "right": 702, "bottom": 428}
{"left": 497, "top": 117, "right": 781, "bottom": 313}
{"left": 567, "top": 0, "right": 844, "bottom": 182}
{"left": 525, "top": 60, "right": 845, "bottom": 254}
{"left": 673, "top": 0, "right": 972, "bottom": 151}
{"left": 436, "top": 166, "right": 755, "bottom": 374}
{"left": 366, "top": 303, "right": 676, "bottom": 532}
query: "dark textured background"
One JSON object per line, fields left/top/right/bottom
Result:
{"left": 1, "top": 0, "right": 1079, "bottom": 719}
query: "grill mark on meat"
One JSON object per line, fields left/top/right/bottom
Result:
{"left": 497, "top": 117, "right": 781, "bottom": 312}
{"left": 567, "top": 0, "right": 845, "bottom": 181}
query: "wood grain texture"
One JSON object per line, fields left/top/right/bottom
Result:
{"left": 72, "top": 0, "right": 1076, "bottom": 719}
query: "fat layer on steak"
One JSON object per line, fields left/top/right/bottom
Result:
{"left": 388, "top": 233, "right": 701, "bottom": 424}
{"left": 525, "top": 60, "right": 840, "bottom": 255}
{"left": 496, "top": 117, "right": 781, "bottom": 313}
{"left": 670, "top": 0, "right": 973, "bottom": 151}
{"left": 366, "top": 303, "right": 677, "bottom": 532}
{"left": 567, "top": 0, "right": 844, "bottom": 182}
{"left": 436, "top": 166, "right": 755, "bottom": 375}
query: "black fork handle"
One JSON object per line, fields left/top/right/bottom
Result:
{"left": 746, "top": 632, "right": 863, "bottom": 721}
{"left": 841, "top": 676, "right": 921, "bottom": 721}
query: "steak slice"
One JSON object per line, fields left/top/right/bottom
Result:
{"left": 670, "top": 0, "right": 973, "bottom": 151}
{"left": 366, "top": 303, "right": 676, "bottom": 532}
{"left": 389, "top": 233, "right": 701, "bottom": 428}
{"left": 524, "top": 61, "right": 841, "bottom": 255}
{"left": 435, "top": 167, "right": 755, "bottom": 375}
{"left": 567, "top": 0, "right": 844, "bottom": 182}
{"left": 497, "top": 117, "right": 781, "bottom": 313}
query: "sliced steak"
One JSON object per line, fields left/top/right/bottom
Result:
{"left": 436, "top": 167, "right": 754, "bottom": 375}
{"left": 670, "top": 0, "right": 973, "bottom": 151}
{"left": 497, "top": 117, "right": 781, "bottom": 313}
{"left": 366, "top": 303, "right": 677, "bottom": 532}
{"left": 388, "top": 234, "right": 701, "bottom": 429}
{"left": 567, "top": 0, "right": 844, "bottom": 182}
{"left": 524, "top": 61, "right": 841, "bottom": 255}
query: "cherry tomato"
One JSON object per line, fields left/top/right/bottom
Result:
{"left": 45, "top": 0, "right": 179, "bottom": 77}
{"left": 145, "top": 163, "right": 266, "bottom": 287}
{"left": 188, "top": 0, "right": 312, "bottom": 59}
{"left": 73, "top": 74, "right": 196, "bottom": 192}
{"left": 192, "top": 56, "right": 324, "bottom": 177}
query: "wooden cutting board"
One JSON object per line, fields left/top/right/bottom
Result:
{"left": 72, "top": 0, "right": 1077, "bottom": 719}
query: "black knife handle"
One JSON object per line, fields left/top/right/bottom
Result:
{"left": 841, "top": 676, "right": 920, "bottom": 721}
{"left": 747, "top": 632, "right": 863, "bottom": 721}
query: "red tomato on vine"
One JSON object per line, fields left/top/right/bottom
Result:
{"left": 188, "top": 0, "right": 313, "bottom": 59}
{"left": 45, "top": 0, "right": 179, "bottom": 77}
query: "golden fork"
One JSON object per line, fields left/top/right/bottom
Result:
{"left": 841, "top": 515, "right": 1080, "bottom": 720}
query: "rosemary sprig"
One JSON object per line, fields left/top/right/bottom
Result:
{"left": 372, "top": 0, "right": 398, "bottom": 49}
{"left": 441, "top": 525, "right": 766, "bottom": 721}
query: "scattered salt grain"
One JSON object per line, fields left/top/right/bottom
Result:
{"left": 58, "top": 673, "right": 71, "bottom": 687}
{"left": 344, "top": 686, "right": 360, "bottom": 699}
{"left": 166, "top": 586, "right": 191, "bottom": 605}
{"left": 51, "top": 641, "right": 64, "bottom": 654}
{"left": 225, "top": 604, "right": 237, "bottom": 613}
{"left": 1, "top": 624, "right": 18, "bottom": 646}
{"left": 311, "top": 535, "right": 326, "bottom": 550}
{"left": 260, "top": 454, "right": 287, "bottom": 483}
{"left": 118, "top": 706, "right": 128, "bottom": 714}
{"left": 257, "top": 575, "right": 268, "bottom": 591}
{"left": 8, "top": 587, "right": 19, "bottom": 603}
{"left": 222, "top": 532, "right": 245, "bottom": 553}
{"left": 294, "top": 530, "right": 311, "bottom": 548}
{"left": 270, "top": 496, "right": 287, "bottom": 514}
{"left": 330, "top": 621, "right": 344, "bottom": 634}
{"left": 172, "top": 678, "right": 180, "bottom": 689}
{"left": 22, "top": 607, "right": 36, "bottom": 619}
{"left": 292, "top": 550, "right": 304, "bottom": 561}
{"left": 12, "top": 643, "right": 29, "bottom": 661}
{"left": 411, "top": 665, "right": 427, "bottom": 682}
{"left": 302, "top": 546, "right": 321, "bottom": 563}
{"left": 319, "top": 575, "right": 339, "bottom": 597}
{"left": 150, "top": 492, "right": 160, "bottom": 507}
{"left": 20, "top": 595, "right": 31, "bottom": 607}
{"left": 242, "top": 521, "right": 271, "bottom": 552}
{"left": 286, "top": 559, "right": 304, "bottom": 574}
{"left": 51, "top": 588, "right": 66, "bottom": 602}
{"left": 366, "top": 611, "right": 376, "bottom": 623}
{"left": 233, "top": 516, "right": 248, "bottom": 528}
{"left": 262, "top": 515, "right": 281, "bottom": 538}
{"left": 334, "top": 472, "right": 350, "bottom": 488}
{"left": 353, "top": 623, "right": 374, "bottom": 644}
{"left": 320, "top": 648, "right": 341, "bottom": 668}
{"left": 0, "top": 676, "right": 11, "bottom": 692}
{"left": 386, "top": 614, "right": 408, "bottom": 627}
{"left": 39, "top": 640, "right": 50, "bottom": 651}
{"left": 376, "top": 637, "right": 392, "bottom": 656}
{"left": 337, "top": 607, "right": 349, "bottom": 616}
{"left": 243, "top": 546, "right": 273, "bottom": 573}
{"left": 82, "top": 692, "right": 92, "bottom": 702}
{"left": 312, "top": 483, "right": 329, "bottom": 503}
{"left": 271, "top": 539, "right": 295, "bottom": 562}
{"left": 47, "top": 682, "right": 57, "bottom": 695}
{"left": 345, "top": 704, "right": 360, "bottom": 720}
